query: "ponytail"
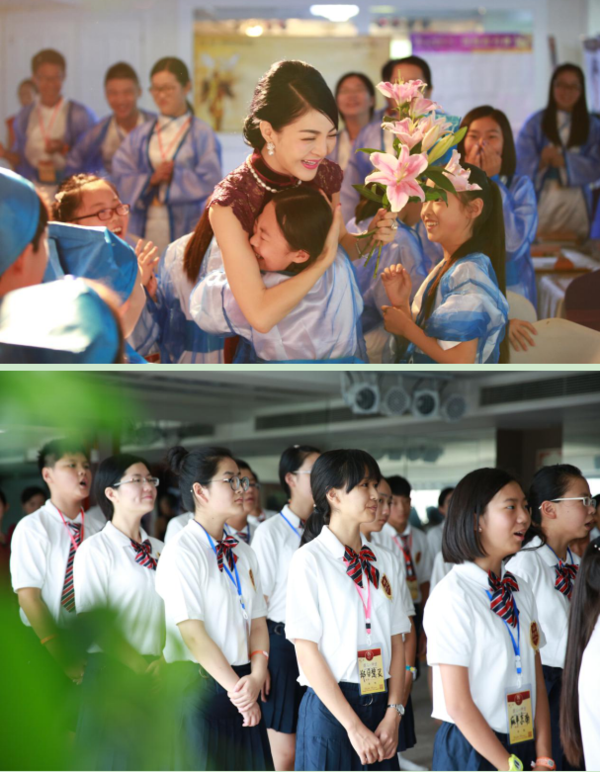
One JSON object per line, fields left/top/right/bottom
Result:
{"left": 183, "top": 206, "right": 213, "bottom": 284}
{"left": 300, "top": 507, "right": 327, "bottom": 546}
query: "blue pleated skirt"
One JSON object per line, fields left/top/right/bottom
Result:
{"left": 295, "top": 681, "right": 401, "bottom": 771}
{"left": 397, "top": 694, "right": 416, "bottom": 751}
{"left": 174, "top": 662, "right": 274, "bottom": 771}
{"left": 432, "top": 720, "right": 536, "bottom": 771}
{"left": 542, "top": 664, "right": 577, "bottom": 771}
{"left": 260, "top": 620, "right": 306, "bottom": 734}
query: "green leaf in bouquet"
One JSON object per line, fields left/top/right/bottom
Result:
{"left": 352, "top": 184, "right": 384, "bottom": 204}
{"left": 372, "top": 244, "right": 383, "bottom": 278}
{"left": 426, "top": 132, "right": 457, "bottom": 165}
{"left": 356, "top": 147, "right": 383, "bottom": 155}
{"left": 453, "top": 125, "right": 467, "bottom": 145}
{"left": 410, "top": 140, "right": 423, "bottom": 155}
{"left": 422, "top": 168, "right": 455, "bottom": 192}
{"left": 382, "top": 190, "right": 391, "bottom": 209}
{"left": 424, "top": 187, "right": 448, "bottom": 204}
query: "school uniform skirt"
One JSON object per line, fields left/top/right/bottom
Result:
{"left": 260, "top": 619, "right": 306, "bottom": 734}
{"left": 295, "top": 681, "right": 400, "bottom": 771}
{"left": 542, "top": 664, "right": 577, "bottom": 771}
{"left": 173, "top": 661, "right": 274, "bottom": 772}
{"left": 432, "top": 721, "right": 536, "bottom": 771}
{"left": 397, "top": 694, "right": 416, "bottom": 751}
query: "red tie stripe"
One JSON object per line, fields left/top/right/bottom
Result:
{"left": 555, "top": 561, "right": 578, "bottom": 600}
{"left": 236, "top": 530, "right": 250, "bottom": 544}
{"left": 215, "top": 535, "right": 239, "bottom": 573}
{"left": 488, "top": 570, "right": 520, "bottom": 628}
{"left": 400, "top": 535, "right": 417, "bottom": 582}
{"left": 130, "top": 539, "right": 157, "bottom": 571}
{"left": 344, "top": 545, "right": 380, "bottom": 589}
{"left": 61, "top": 522, "right": 82, "bottom": 613}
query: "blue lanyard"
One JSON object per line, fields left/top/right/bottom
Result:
{"left": 545, "top": 544, "right": 574, "bottom": 566}
{"left": 279, "top": 510, "right": 302, "bottom": 539}
{"left": 486, "top": 590, "right": 522, "bottom": 684}
{"left": 196, "top": 522, "right": 248, "bottom": 620}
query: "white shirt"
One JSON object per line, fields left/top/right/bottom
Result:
{"left": 251, "top": 505, "right": 305, "bottom": 624}
{"left": 25, "top": 98, "right": 69, "bottom": 172}
{"left": 579, "top": 617, "right": 600, "bottom": 770}
{"left": 10, "top": 500, "right": 106, "bottom": 628}
{"left": 372, "top": 522, "right": 432, "bottom": 603}
{"left": 427, "top": 522, "right": 444, "bottom": 557}
{"left": 155, "top": 519, "right": 267, "bottom": 665}
{"left": 506, "top": 537, "right": 580, "bottom": 668}
{"left": 425, "top": 561, "right": 546, "bottom": 733}
{"left": 73, "top": 521, "right": 164, "bottom": 656}
{"left": 247, "top": 509, "right": 277, "bottom": 528}
{"left": 102, "top": 113, "right": 146, "bottom": 173}
{"left": 372, "top": 539, "right": 416, "bottom": 618}
{"left": 430, "top": 550, "right": 453, "bottom": 591}
{"left": 286, "top": 525, "right": 411, "bottom": 686}
{"left": 223, "top": 520, "right": 257, "bottom": 545}
{"left": 164, "top": 512, "right": 193, "bottom": 544}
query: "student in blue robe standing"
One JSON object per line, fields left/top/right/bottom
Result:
{"left": 112, "top": 57, "right": 222, "bottom": 256}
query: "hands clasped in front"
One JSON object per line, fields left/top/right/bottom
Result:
{"left": 227, "top": 672, "right": 264, "bottom": 727}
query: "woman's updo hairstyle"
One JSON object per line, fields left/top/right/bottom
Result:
{"left": 243, "top": 60, "right": 339, "bottom": 150}
{"left": 524, "top": 463, "right": 585, "bottom": 545}
{"left": 167, "top": 445, "right": 234, "bottom": 512}
{"left": 279, "top": 444, "right": 321, "bottom": 498}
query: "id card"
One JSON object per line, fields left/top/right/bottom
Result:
{"left": 38, "top": 160, "right": 57, "bottom": 184}
{"left": 357, "top": 645, "right": 386, "bottom": 695}
{"left": 505, "top": 685, "right": 534, "bottom": 745}
{"left": 407, "top": 579, "right": 419, "bottom": 601}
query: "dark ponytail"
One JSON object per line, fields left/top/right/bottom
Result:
{"left": 560, "top": 537, "right": 600, "bottom": 767}
{"left": 166, "top": 444, "right": 233, "bottom": 512}
{"left": 524, "top": 463, "right": 584, "bottom": 546}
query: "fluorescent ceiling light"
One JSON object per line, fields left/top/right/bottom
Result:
{"left": 310, "top": 5, "right": 360, "bottom": 23}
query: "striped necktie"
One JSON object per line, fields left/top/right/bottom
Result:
{"left": 61, "top": 522, "right": 82, "bottom": 612}
{"left": 488, "top": 570, "right": 520, "bottom": 628}
{"left": 555, "top": 561, "right": 578, "bottom": 600}
{"left": 400, "top": 534, "right": 417, "bottom": 582}
{"left": 215, "top": 535, "right": 239, "bottom": 573}
{"left": 344, "top": 545, "right": 380, "bottom": 589}
{"left": 130, "top": 539, "right": 157, "bottom": 571}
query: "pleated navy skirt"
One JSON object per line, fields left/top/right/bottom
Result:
{"left": 432, "top": 720, "right": 537, "bottom": 771}
{"left": 174, "top": 661, "right": 274, "bottom": 772}
{"left": 542, "top": 664, "right": 577, "bottom": 771}
{"left": 260, "top": 619, "right": 306, "bottom": 734}
{"left": 295, "top": 681, "right": 401, "bottom": 771}
{"left": 397, "top": 694, "right": 416, "bottom": 751}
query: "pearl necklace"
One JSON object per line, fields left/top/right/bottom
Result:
{"left": 246, "top": 155, "right": 302, "bottom": 194}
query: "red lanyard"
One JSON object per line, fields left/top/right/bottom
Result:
{"left": 155, "top": 116, "right": 191, "bottom": 162}
{"left": 344, "top": 558, "right": 373, "bottom": 646}
{"left": 38, "top": 99, "right": 64, "bottom": 144}
{"left": 57, "top": 506, "right": 85, "bottom": 552}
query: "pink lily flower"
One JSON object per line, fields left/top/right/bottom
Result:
{"left": 443, "top": 150, "right": 482, "bottom": 192}
{"left": 418, "top": 114, "right": 453, "bottom": 151}
{"left": 377, "top": 79, "right": 425, "bottom": 105}
{"left": 383, "top": 118, "right": 424, "bottom": 149}
{"left": 410, "top": 96, "right": 442, "bottom": 117}
{"left": 365, "top": 147, "right": 429, "bottom": 212}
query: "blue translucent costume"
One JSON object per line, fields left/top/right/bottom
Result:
{"left": 111, "top": 116, "right": 222, "bottom": 243}
{"left": 189, "top": 246, "right": 367, "bottom": 363}
{"left": 65, "top": 110, "right": 156, "bottom": 177}
{"left": 11, "top": 100, "right": 97, "bottom": 183}
{"left": 0, "top": 168, "right": 40, "bottom": 274}
{"left": 400, "top": 253, "right": 509, "bottom": 364}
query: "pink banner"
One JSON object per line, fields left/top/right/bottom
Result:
{"left": 411, "top": 33, "right": 532, "bottom": 53}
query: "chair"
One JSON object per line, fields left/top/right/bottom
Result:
{"left": 507, "top": 291, "right": 537, "bottom": 323}
{"left": 564, "top": 268, "right": 600, "bottom": 332}
{"left": 509, "top": 318, "right": 600, "bottom": 364}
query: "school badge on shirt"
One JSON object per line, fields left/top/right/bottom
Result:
{"left": 530, "top": 621, "right": 540, "bottom": 651}
{"left": 249, "top": 568, "right": 256, "bottom": 592}
{"left": 381, "top": 574, "right": 393, "bottom": 600}
{"left": 415, "top": 551, "right": 421, "bottom": 565}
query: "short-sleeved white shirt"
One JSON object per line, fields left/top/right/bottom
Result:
{"left": 224, "top": 520, "right": 257, "bottom": 545}
{"left": 430, "top": 550, "right": 453, "bottom": 590}
{"left": 164, "top": 512, "right": 193, "bottom": 544}
{"left": 579, "top": 618, "right": 600, "bottom": 770}
{"left": 155, "top": 519, "right": 267, "bottom": 665}
{"left": 286, "top": 526, "right": 411, "bottom": 687}
{"left": 372, "top": 522, "right": 432, "bottom": 603}
{"left": 506, "top": 537, "right": 580, "bottom": 668}
{"left": 424, "top": 561, "right": 546, "bottom": 733}
{"left": 427, "top": 522, "right": 444, "bottom": 557}
{"left": 251, "top": 505, "right": 305, "bottom": 624}
{"left": 367, "top": 537, "right": 416, "bottom": 618}
{"left": 247, "top": 509, "right": 277, "bottom": 528}
{"left": 10, "top": 500, "right": 106, "bottom": 628}
{"left": 73, "top": 521, "right": 165, "bottom": 656}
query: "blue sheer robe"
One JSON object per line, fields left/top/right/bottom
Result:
{"left": 189, "top": 246, "right": 367, "bottom": 363}
{"left": 64, "top": 110, "right": 156, "bottom": 178}
{"left": 11, "top": 100, "right": 97, "bottom": 183}
{"left": 111, "top": 117, "right": 222, "bottom": 243}
{"left": 398, "top": 253, "right": 509, "bottom": 364}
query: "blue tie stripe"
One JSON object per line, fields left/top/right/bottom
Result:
{"left": 488, "top": 570, "right": 519, "bottom": 628}
{"left": 130, "top": 539, "right": 157, "bottom": 571}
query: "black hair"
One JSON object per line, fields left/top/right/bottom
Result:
{"left": 543, "top": 63, "right": 589, "bottom": 148}
{"left": 150, "top": 57, "right": 195, "bottom": 116}
{"left": 335, "top": 71, "right": 376, "bottom": 121}
{"left": 387, "top": 475, "right": 411, "bottom": 498}
{"left": 167, "top": 445, "right": 233, "bottom": 512}
{"left": 438, "top": 486, "right": 454, "bottom": 509}
{"left": 105, "top": 62, "right": 140, "bottom": 86}
{"left": 53, "top": 173, "right": 119, "bottom": 223}
{"left": 20, "top": 485, "right": 47, "bottom": 505}
{"left": 525, "top": 464, "right": 585, "bottom": 545}
{"left": 279, "top": 444, "right": 321, "bottom": 498}
{"left": 309, "top": 449, "right": 381, "bottom": 530}
{"left": 37, "top": 438, "right": 89, "bottom": 474}
{"left": 381, "top": 56, "right": 432, "bottom": 89}
{"left": 0, "top": 489, "right": 6, "bottom": 507}
{"left": 31, "top": 49, "right": 66, "bottom": 74}
{"left": 243, "top": 60, "right": 338, "bottom": 151}
{"left": 560, "top": 537, "right": 600, "bottom": 767}
{"left": 457, "top": 105, "right": 517, "bottom": 177}
{"left": 31, "top": 194, "right": 49, "bottom": 252}
{"left": 443, "top": 467, "right": 520, "bottom": 564}
{"left": 272, "top": 186, "right": 333, "bottom": 271}
{"left": 93, "top": 453, "right": 150, "bottom": 519}
{"left": 18, "top": 78, "right": 37, "bottom": 93}
{"left": 234, "top": 458, "right": 259, "bottom": 482}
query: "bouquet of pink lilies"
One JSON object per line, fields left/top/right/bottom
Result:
{"left": 354, "top": 78, "right": 481, "bottom": 274}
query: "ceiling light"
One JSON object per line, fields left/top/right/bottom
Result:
{"left": 310, "top": 5, "right": 360, "bottom": 23}
{"left": 245, "top": 25, "right": 264, "bottom": 37}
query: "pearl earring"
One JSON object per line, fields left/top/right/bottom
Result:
{"left": 267, "top": 141, "right": 275, "bottom": 156}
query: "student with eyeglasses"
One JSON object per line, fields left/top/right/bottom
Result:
{"left": 72, "top": 454, "right": 164, "bottom": 770}
{"left": 223, "top": 459, "right": 261, "bottom": 544}
{"left": 251, "top": 444, "right": 320, "bottom": 771}
{"left": 156, "top": 446, "right": 273, "bottom": 771}
{"left": 507, "top": 465, "right": 595, "bottom": 771}
{"left": 242, "top": 463, "right": 277, "bottom": 528}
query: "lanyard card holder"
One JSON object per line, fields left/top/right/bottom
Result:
{"left": 358, "top": 643, "right": 386, "bottom": 695}
{"left": 505, "top": 685, "right": 534, "bottom": 745}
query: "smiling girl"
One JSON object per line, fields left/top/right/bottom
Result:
{"left": 425, "top": 468, "right": 552, "bottom": 771}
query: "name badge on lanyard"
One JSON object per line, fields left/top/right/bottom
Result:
{"left": 345, "top": 559, "right": 386, "bottom": 696}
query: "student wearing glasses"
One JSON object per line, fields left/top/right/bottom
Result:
{"left": 156, "top": 446, "right": 273, "bottom": 771}
{"left": 223, "top": 459, "right": 260, "bottom": 544}
{"left": 507, "top": 465, "right": 595, "bottom": 771}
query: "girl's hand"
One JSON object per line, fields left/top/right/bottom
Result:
{"left": 464, "top": 142, "right": 483, "bottom": 168}
{"left": 508, "top": 318, "right": 537, "bottom": 352}
{"left": 315, "top": 204, "right": 342, "bottom": 269}
{"left": 347, "top": 723, "right": 385, "bottom": 766}
{"left": 260, "top": 668, "right": 271, "bottom": 703}
{"left": 136, "top": 239, "right": 160, "bottom": 297}
{"left": 368, "top": 208, "right": 399, "bottom": 247}
{"left": 381, "top": 264, "right": 412, "bottom": 308}
{"left": 479, "top": 142, "right": 502, "bottom": 177}
{"left": 374, "top": 710, "right": 401, "bottom": 760}
{"left": 240, "top": 702, "right": 261, "bottom": 728}
{"left": 382, "top": 305, "right": 410, "bottom": 336}
{"left": 228, "top": 674, "right": 260, "bottom": 712}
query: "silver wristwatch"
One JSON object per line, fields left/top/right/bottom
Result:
{"left": 387, "top": 703, "right": 405, "bottom": 716}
